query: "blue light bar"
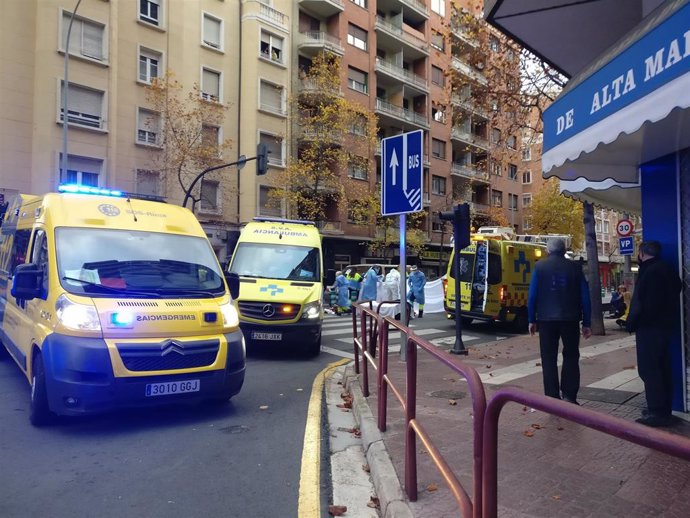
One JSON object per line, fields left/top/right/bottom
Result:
{"left": 58, "top": 184, "right": 124, "bottom": 197}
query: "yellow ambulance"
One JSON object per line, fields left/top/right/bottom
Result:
{"left": 228, "top": 218, "right": 323, "bottom": 355}
{"left": 444, "top": 235, "right": 546, "bottom": 332}
{"left": 0, "top": 186, "right": 245, "bottom": 425}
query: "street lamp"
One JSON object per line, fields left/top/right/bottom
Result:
{"left": 61, "top": 0, "right": 84, "bottom": 181}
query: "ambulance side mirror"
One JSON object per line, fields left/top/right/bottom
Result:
{"left": 11, "top": 263, "right": 42, "bottom": 302}
{"left": 225, "top": 271, "right": 240, "bottom": 300}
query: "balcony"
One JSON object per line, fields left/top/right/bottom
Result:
{"left": 375, "top": 57, "right": 428, "bottom": 93}
{"left": 376, "top": 98, "right": 429, "bottom": 129}
{"left": 298, "top": 0, "right": 344, "bottom": 18}
{"left": 451, "top": 94, "right": 489, "bottom": 120}
{"left": 451, "top": 163, "right": 490, "bottom": 183}
{"left": 451, "top": 24, "right": 479, "bottom": 49}
{"left": 256, "top": 2, "right": 288, "bottom": 29}
{"left": 451, "top": 126, "right": 489, "bottom": 150}
{"left": 375, "top": 16, "right": 429, "bottom": 57}
{"left": 316, "top": 220, "right": 344, "bottom": 235}
{"left": 451, "top": 56, "right": 487, "bottom": 86}
{"left": 423, "top": 193, "right": 431, "bottom": 206}
{"left": 298, "top": 78, "right": 343, "bottom": 98}
{"left": 471, "top": 202, "right": 490, "bottom": 213}
{"left": 400, "top": 0, "right": 429, "bottom": 19}
{"left": 298, "top": 31, "right": 344, "bottom": 56}
{"left": 298, "top": 126, "right": 344, "bottom": 146}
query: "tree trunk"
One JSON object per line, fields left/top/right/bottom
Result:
{"left": 583, "top": 202, "right": 605, "bottom": 335}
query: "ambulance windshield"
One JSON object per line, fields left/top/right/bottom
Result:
{"left": 56, "top": 228, "right": 225, "bottom": 297}
{"left": 230, "top": 243, "right": 320, "bottom": 282}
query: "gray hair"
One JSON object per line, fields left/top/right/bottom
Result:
{"left": 639, "top": 241, "right": 661, "bottom": 257}
{"left": 546, "top": 237, "right": 566, "bottom": 255}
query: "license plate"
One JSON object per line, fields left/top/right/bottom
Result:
{"left": 252, "top": 332, "right": 282, "bottom": 341}
{"left": 145, "top": 379, "right": 200, "bottom": 397}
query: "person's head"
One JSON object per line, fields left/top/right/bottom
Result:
{"left": 546, "top": 237, "right": 566, "bottom": 256}
{"left": 410, "top": 265, "right": 418, "bottom": 273}
{"left": 618, "top": 285, "right": 626, "bottom": 293}
{"left": 335, "top": 270, "right": 342, "bottom": 277}
{"left": 638, "top": 241, "right": 661, "bottom": 262}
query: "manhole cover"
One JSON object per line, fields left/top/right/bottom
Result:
{"left": 429, "top": 390, "right": 466, "bottom": 400}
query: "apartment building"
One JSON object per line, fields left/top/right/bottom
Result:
{"left": 1, "top": 0, "right": 530, "bottom": 270}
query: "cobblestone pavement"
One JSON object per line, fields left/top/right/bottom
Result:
{"left": 353, "top": 318, "right": 690, "bottom": 517}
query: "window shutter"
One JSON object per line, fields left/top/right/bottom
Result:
{"left": 62, "top": 14, "right": 82, "bottom": 52}
{"left": 202, "top": 69, "right": 220, "bottom": 98}
{"left": 67, "top": 85, "right": 101, "bottom": 116}
{"left": 203, "top": 15, "right": 221, "bottom": 48}
{"left": 260, "top": 82, "right": 282, "bottom": 112}
{"left": 82, "top": 22, "right": 103, "bottom": 60}
{"left": 200, "top": 180, "right": 219, "bottom": 210}
{"left": 136, "top": 170, "right": 160, "bottom": 196}
{"left": 66, "top": 155, "right": 102, "bottom": 174}
{"left": 138, "top": 109, "right": 158, "bottom": 132}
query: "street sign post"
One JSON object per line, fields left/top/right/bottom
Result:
{"left": 616, "top": 219, "right": 634, "bottom": 237}
{"left": 619, "top": 236, "right": 634, "bottom": 255}
{"left": 381, "top": 130, "right": 424, "bottom": 360}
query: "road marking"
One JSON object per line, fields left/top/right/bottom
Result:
{"left": 587, "top": 368, "right": 642, "bottom": 391}
{"left": 481, "top": 337, "right": 635, "bottom": 385}
{"left": 298, "top": 358, "right": 350, "bottom": 518}
{"left": 334, "top": 328, "right": 446, "bottom": 344}
{"left": 321, "top": 346, "right": 355, "bottom": 359}
{"left": 322, "top": 326, "right": 356, "bottom": 336}
{"left": 430, "top": 335, "right": 481, "bottom": 346}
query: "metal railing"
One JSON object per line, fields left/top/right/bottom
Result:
{"left": 352, "top": 303, "right": 487, "bottom": 518}
{"left": 298, "top": 78, "right": 342, "bottom": 96}
{"left": 375, "top": 57, "right": 428, "bottom": 90}
{"left": 259, "top": 2, "right": 287, "bottom": 27}
{"left": 452, "top": 163, "right": 489, "bottom": 182}
{"left": 299, "top": 31, "right": 344, "bottom": 54}
{"left": 451, "top": 126, "right": 489, "bottom": 150}
{"left": 451, "top": 95, "right": 489, "bottom": 119}
{"left": 351, "top": 303, "right": 690, "bottom": 518}
{"left": 375, "top": 16, "right": 429, "bottom": 53}
{"left": 451, "top": 56, "right": 487, "bottom": 85}
{"left": 376, "top": 98, "right": 429, "bottom": 127}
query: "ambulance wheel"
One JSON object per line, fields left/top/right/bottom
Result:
{"left": 305, "top": 336, "right": 322, "bottom": 357}
{"left": 513, "top": 309, "right": 529, "bottom": 334}
{"left": 30, "top": 354, "right": 54, "bottom": 427}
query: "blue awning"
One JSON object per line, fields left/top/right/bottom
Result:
{"left": 542, "top": 0, "right": 690, "bottom": 183}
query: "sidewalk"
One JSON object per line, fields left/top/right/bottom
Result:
{"left": 339, "top": 318, "right": 690, "bottom": 518}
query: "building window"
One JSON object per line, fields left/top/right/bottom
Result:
{"left": 490, "top": 160, "right": 501, "bottom": 176}
{"left": 259, "top": 185, "right": 282, "bottom": 217}
{"left": 522, "top": 194, "right": 532, "bottom": 208}
{"left": 348, "top": 158, "right": 368, "bottom": 180}
{"left": 603, "top": 220, "right": 610, "bottom": 234}
{"left": 522, "top": 146, "right": 532, "bottom": 161}
{"left": 347, "top": 23, "right": 367, "bottom": 51}
{"left": 507, "top": 135, "right": 516, "bottom": 149}
{"left": 595, "top": 218, "right": 602, "bottom": 233}
{"left": 201, "top": 124, "right": 221, "bottom": 156}
{"left": 489, "top": 36, "right": 500, "bottom": 52}
{"left": 260, "top": 30, "right": 284, "bottom": 64}
{"left": 59, "top": 154, "right": 102, "bottom": 186}
{"left": 61, "top": 12, "right": 106, "bottom": 61}
{"left": 432, "top": 104, "right": 446, "bottom": 123}
{"left": 491, "top": 189, "right": 503, "bottom": 207}
{"left": 139, "top": 0, "right": 161, "bottom": 26}
{"left": 201, "top": 68, "right": 221, "bottom": 102}
{"left": 259, "top": 132, "right": 284, "bottom": 167}
{"left": 138, "top": 47, "right": 161, "bottom": 83}
{"left": 349, "top": 115, "right": 367, "bottom": 136}
{"left": 136, "top": 108, "right": 160, "bottom": 145}
{"left": 431, "top": 0, "right": 445, "bottom": 16}
{"left": 431, "top": 30, "right": 445, "bottom": 51}
{"left": 59, "top": 82, "right": 105, "bottom": 129}
{"left": 136, "top": 169, "right": 161, "bottom": 197}
{"left": 431, "top": 138, "right": 446, "bottom": 159}
{"left": 431, "top": 65, "right": 444, "bottom": 86}
{"left": 259, "top": 80, "right": 285, "bottom": 116}
{"left": 350, "top": 0, "right": 366, "bottom": 7}
{"left": 508, "top": 164, "right": 518, "bottom": 180}
{"left": 522, "top": 170, "right": 532, "bottom": 184}
{"left": 431, "top": 175, "right": 446, "bottom": 195}
{"left": 523, "top": 216, "right": 532, "bottom": 230}
{"left": 491, "top": 127, "right": 501, "bottom": 143}
{"left": 199, "top": 180, "right": 219, "bottom": 212}
{"left": 347, "top": 67, "right": 368, "bottom": 94}
{"left": 202, "top": 12, "right": 223, "bottom": 51}
{"left": 508, "top": 193, "right": 518, "bottom": 211}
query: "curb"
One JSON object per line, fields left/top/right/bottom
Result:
{"left": 343, "top": 364, "right": 414, "bottom": 518}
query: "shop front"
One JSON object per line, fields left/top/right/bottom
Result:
{"left": 487, "top": 0, "right": 690, "bottom": 411}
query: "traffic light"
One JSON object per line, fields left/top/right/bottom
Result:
{"left": 256, "top": 143, "right": 268, "bottom": 176}
{"left": 439, "top": 203, "right": 470, "bottom": 250}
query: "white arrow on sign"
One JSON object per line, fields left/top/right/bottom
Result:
{"left": 390, "top": 149, "right": 399, "bottom": 187}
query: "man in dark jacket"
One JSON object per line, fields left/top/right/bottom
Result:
{"left": 626, "top": 241, "right": 682, "bottom": 427}
{"left": 528, "top": 237, "right": 592, "bottom": 403}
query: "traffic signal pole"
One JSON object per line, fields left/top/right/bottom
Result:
{"left": 440, "top": 203, "right": 470, "bottom": 355}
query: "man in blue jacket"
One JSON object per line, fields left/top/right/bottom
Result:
{"left": 528, "top": 237, "right": 592, "bottom": 403}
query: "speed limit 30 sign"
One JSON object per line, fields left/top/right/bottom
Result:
{"left": 616, "top": 219, "right": 634, "bottom": 237}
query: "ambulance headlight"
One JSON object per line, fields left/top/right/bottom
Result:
{"left": 220, "top": 301, "right": 239, "bottom": 328}
{"left": 56, "top": 295, "right": 101, "bottom": 332}
{"left": 301, "top": 301, "right": 322, "bottom": 320}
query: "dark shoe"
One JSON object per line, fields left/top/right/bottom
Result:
{"left": 418, "top": 310, "right": 423, "bottom": 318}
{"left": 563, "top": 397, "right": 580, "bottom": 405}
{"left": 635, "top": 414, "right": 672, "bottom": 427}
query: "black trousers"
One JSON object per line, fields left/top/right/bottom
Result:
{"left": 538, "top": 321, "right": 581, "bottom": 400}
{"left": 635, "top": 327, "right": 673, "bottom": 417}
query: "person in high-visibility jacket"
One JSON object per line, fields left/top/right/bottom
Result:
{"left": 345, "top": 269, "right": 362, "bottom": 302}
{"left": 407, "top": 265, "right": 427, "bottom": 318}
{"left": 329, "top": 271, "right": 351, "bottom": 315}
